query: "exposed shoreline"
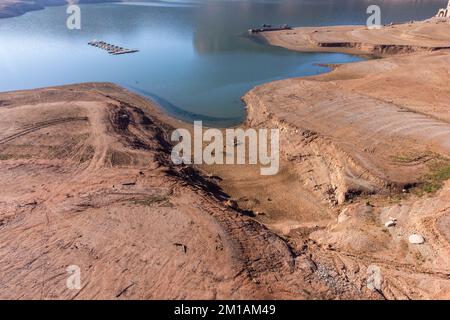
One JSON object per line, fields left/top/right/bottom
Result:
{"left": 1, "top": 82, "right": 357, "bottom": 299}
{"left": 260, "top": 18, "right": 450, "bottom": 57}
{"left": 206, "top": 18, "right": 450, "bottom": 299}
{"left": 1, "top": 16, "right": 450, "bottom": 298}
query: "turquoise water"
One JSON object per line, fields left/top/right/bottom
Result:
{"left": 0, "top": 0, "right": 442, "bottom": 126}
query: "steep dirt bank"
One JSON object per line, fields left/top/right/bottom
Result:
{"left": 262, "top": 19, "right": 450, "bottom": 56}
{"left": 0, "top": 83, "right": 380, "bottom": 299}
{"left": 215, "top": 19, "right": 450, "bottom": 299}
{"left": 1, "top": 18, "right": 449, "bottom": 299}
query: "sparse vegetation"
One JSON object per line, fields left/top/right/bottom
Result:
{"left": 132, "top": 195, "right": 173, "bottom": 207}
{"left": 391, "top": 152, "right": 450, "bottom": 195}
{"left": 0, "top": 154, "right": 13, "bottom": 160}
{"left": 419, "top": 159, "right": 450, "bottom": 194}
{"left": 387, "top": 194, "right": 404, "bottom": 204}
{"left": 390, "top": 151, "right": 431, "bottom": 164}
{"left": 0, "top": 153, "right": 31, "bottom": 160}
{"left": 413, "top": 250, "right": 426, "bottom": 264}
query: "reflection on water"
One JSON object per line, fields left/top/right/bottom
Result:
{"left": 0, "top": 0, "right": 443, "bottom": 126}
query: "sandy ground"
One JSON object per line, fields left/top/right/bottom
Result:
{"left": 0, "top": 83, "right": 380, "bottom": 299}
{"left": 1, "top": 18, "right": 450, "bottom": 299}
{"left": 262, "top": 18, "right": 450, "bottom": 56}
{"left": 197, "top": 19, "right": 450, "bottom": 300}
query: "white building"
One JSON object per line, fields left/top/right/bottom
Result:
{"left": 436, "top": 0, "right": 450, "bottom": 18}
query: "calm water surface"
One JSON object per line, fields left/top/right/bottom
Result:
{"left": 0, "top": 0, "right": 443, "bottom": 126}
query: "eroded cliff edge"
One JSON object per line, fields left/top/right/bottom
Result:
{"left": 0, "top": 83, "right": 380, "bottom": 299}
{"left": 234, "top": 19, "right": 450, "bottom": 299}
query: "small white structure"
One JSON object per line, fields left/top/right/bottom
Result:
{"left": 409, "top": 234, "right": 425, "bottom": 244}
{"left": 384, "top": 220, "right": 396, "bottom": 228}
{"left": 436, "top": 0, "right": 450, "bottom": 18}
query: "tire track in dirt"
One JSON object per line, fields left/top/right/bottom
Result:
{"left": 0, "top": 117, "right": 88, "bottom": 145}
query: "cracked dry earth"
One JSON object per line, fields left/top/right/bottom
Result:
{"left": 0, "top": 83, "right": 379, "bottom": 299}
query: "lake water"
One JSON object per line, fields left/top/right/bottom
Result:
{"left": 0, "top": 0, "right": 444, "bottom": 126}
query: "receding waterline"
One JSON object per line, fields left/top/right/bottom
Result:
{"left": 0, "top": 0, "right": 438, "bottom": 126}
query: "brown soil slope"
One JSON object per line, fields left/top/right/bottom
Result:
{"left": 219, "top": 19, "right": 450, "bottom": 299}
{"left": 262, "top": 19, "right": 450, "bottom": 56}
{"left": 181, "top": 48, "right": 450, "bottom": 297}
{"left": 252, "top": 20, "right": 450, "bottom": 200}
{"left": 1, "top": 19, "right": 449, "bottom": 300}
{"left": 0, "top": 83, "right": 375, "bottom": 299}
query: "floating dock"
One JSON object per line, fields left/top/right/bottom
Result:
{"left": 248, "top": 24, "right": 292, "bottom": 34}
{"left": 88, "top": 40, "right": 139, "bottom": 55}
